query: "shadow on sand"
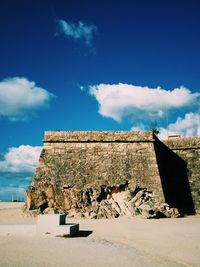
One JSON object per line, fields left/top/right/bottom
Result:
{"left": 59, "top": 230, "right": 93, "bottom": 238}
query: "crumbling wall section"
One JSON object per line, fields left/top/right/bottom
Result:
{"left": 28, "top": 131, "right": 165, "bottom": 216}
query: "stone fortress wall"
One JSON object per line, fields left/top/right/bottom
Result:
{"left": 42, "top": 131, "right": 164, "bottom": 199}
{"left": 27, "top": 131, "right": 200, "bottom": 217}
{"left": 164, "top": 137, "right": 200, "bottom": 212}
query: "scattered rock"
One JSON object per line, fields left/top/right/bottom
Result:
{"left": 25, "top": 181, "right": 181, "bottom": 219}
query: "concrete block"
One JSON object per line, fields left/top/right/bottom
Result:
{"left": 0, "top": 214, "right": 79, "bottom": 237}
{"left": 37, "top": 214, "right": 79, "bottom": 236}
{"left": 36, "top": 223, "right": 79, "bottom": 237}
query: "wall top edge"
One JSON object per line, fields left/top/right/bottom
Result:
{"left": 43, "top": 131, "right": 154, "bottom": 142}
{"left": 164, "top": 136, "right": 200, "bottom": 149}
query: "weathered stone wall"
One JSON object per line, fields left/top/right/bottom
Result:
{"left": 164, "top": 137, "right": 200, "bottom": 212}
{"left": 29, "top": 131, "right": 165, "bottom": 215}
{"left": 27, "top": 131, "right": 199, "bottom": 217}
{"left": 42, "top": 131, "right": 162, "bottom": 192}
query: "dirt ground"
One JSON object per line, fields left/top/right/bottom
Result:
{"left": 0, "top": 202, "right": 200, "bottom": 267}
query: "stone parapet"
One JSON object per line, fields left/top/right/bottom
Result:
{"left": 44, "top": 131, "right": 154, "bottom": 143}
{"left": 164, "top": 137, "right": 200, "bottom": 150}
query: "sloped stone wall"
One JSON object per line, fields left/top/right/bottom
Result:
{"left": 27, "top": 131, "right": 199, "bottom": 217}
{"left": 28, "top": 131, "right": 165, "bottom": 215}
{"left": 164, "top": 137, "right": 200, "bottom": 212}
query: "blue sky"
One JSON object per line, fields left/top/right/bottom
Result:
{"left": 0, "top": 0, "right": 200, "bottom": 201}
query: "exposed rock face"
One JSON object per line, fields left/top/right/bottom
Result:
{"left": 26, "top": 131, "right": 164, "bottom": 217}
{"left": 26, "top": 131, "right": 198, "bottom": 218}
{"left": 26, "top": 182, "right": 180, "bottom": 219}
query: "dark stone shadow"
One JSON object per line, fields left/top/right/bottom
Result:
{"left": 39, "top": 201, "right": 49, "bottom": 213}
{"left": 56, "top": 230, "right": 93, "bottom": 238}
{"left": 69, "top": 230, "right": 93, "bottom": 238}
{"left": 72, "top": 230, "right": 93, "bottom": 237}
{"left": 153, "top": 134, "right": 195, "bottom": 215}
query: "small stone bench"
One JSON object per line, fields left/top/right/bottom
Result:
{"left": 37, "top": 214, "right": 79, "bottom": 237}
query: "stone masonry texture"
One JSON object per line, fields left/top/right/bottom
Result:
{"left": 27, "top": 131, "right": 200, "bottom": 217}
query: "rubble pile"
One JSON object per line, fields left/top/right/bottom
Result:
{"left": 26, "top": 181, "right": 180, "bottom": 219}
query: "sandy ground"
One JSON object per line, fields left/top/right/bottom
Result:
{"left": 0, "top": 202, "right": 200, "bottom": 267}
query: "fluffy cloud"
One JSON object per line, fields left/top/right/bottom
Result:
{"left": 159, "top": 112, "right": 200, "bottom": 140}
{"left": 89, "top": 83, "right": 200, "bottom": 122}
{"left": 131, "top": 125, "right": 146, "bottom": 132}
{"left": 0, "top": 77, "right": 54, "bottom": 121}
{"left": 56, "top": 19, "right": 97, "bottom": 47}
{"left": 0, "top": 145, "right": 42, "bottom": 173}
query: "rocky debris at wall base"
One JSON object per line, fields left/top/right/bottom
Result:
{"left": 25, "top": 183, "right": 180, "bottom": 219}
{"left": 26, "top": 131, "right": 200, "bottom": 218}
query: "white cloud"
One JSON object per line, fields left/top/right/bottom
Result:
{"left": 0, "top": 77, "right": 54, "bottom": 121}
{"left": 131, "top": 124, "right": 146, "bottom": 131}
{"left": 56, "top": 19, "right": 97, "bottom": 47}
{"left": 89, "top": 83, "right": 200, "bottom": 122}
{"left": 159, "top": 112, "right": 200, "bottom": 140}
{"left": 0, "top": 145, "right": 42, "bottom": 173}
